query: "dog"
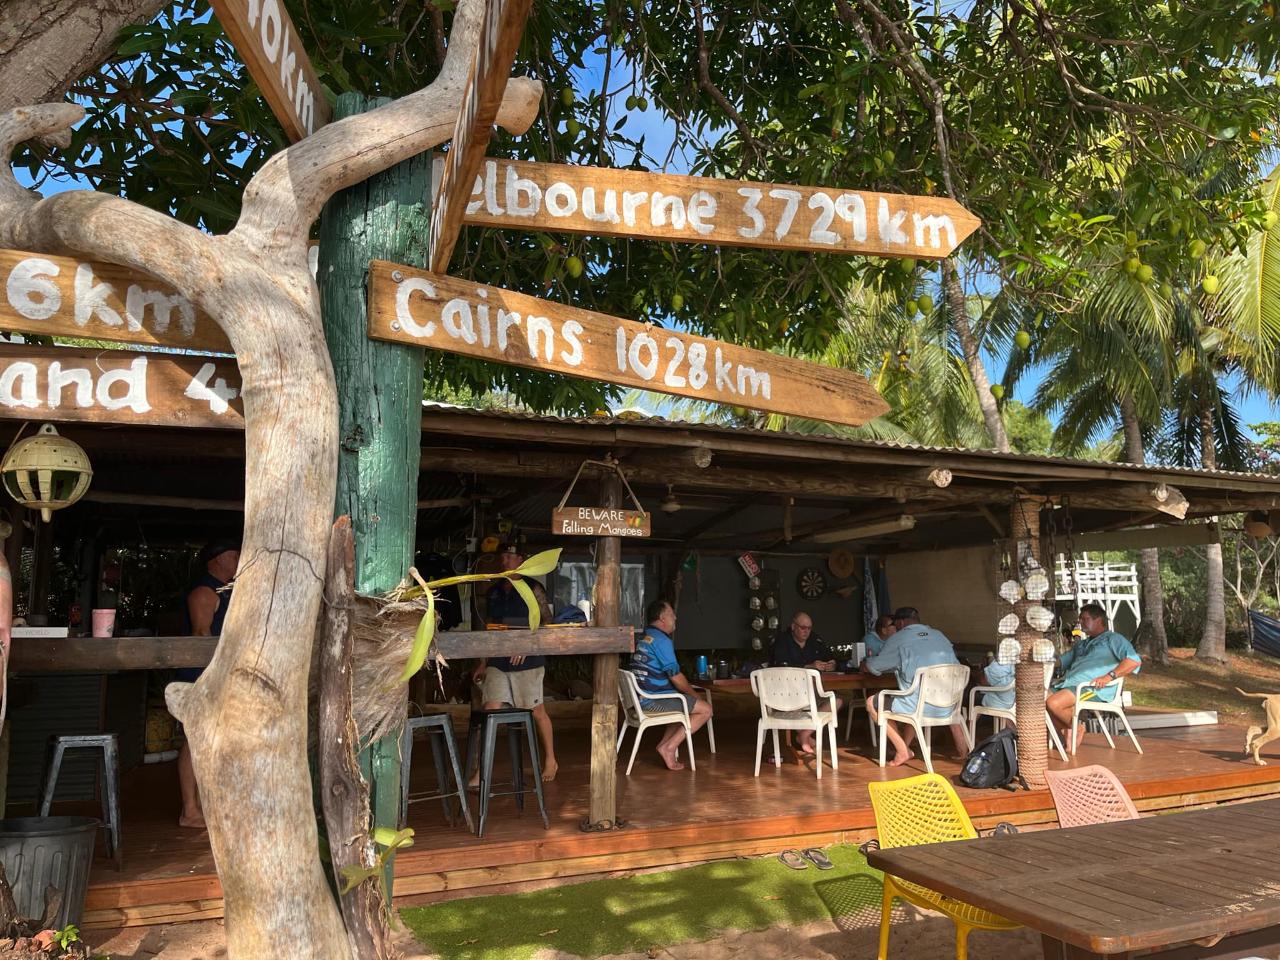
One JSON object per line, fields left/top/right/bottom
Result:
{"left": 1238, "top": 689, "right": 1280, "bottom": 765}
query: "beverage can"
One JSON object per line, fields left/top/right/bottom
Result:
{"left": 696, "top": 655, "right": 709, "bottom": 679}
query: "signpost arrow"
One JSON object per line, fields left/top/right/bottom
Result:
{"left": 209, "top": 0, "right": 332, "bottom": 141}
{"left": 439, "top": 158, "right": 981, "bottom": 259}
{"left": 366, "top": 260, "right": 890, "bottom": 428}
{"left": 0, "top": 249, "right": 229, "bottom": 353}
{"left": 428, "top": 0, "right": 533, "bottom": 273}
{"left": 0, "top": 344, "right": 242, "bottom": 429}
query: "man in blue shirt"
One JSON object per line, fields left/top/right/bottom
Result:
{"left": 1047, "top": 603, "right": 1141, "bottom": 752}
{"left": 861, "top": 614, "right": 896, "bottom": 660}
{"left": 862, "top": 606, "right": 968, "bottom": 766}
{"left": 630, "top": 599, "right": 712, "bottom": 771}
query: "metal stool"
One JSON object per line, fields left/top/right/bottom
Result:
{"left": 39, "top": 733, "right": 121, "bottom": 868}
{"left": 399, "top": 714, "right": 473, "bottom": 832}
{"left": 464, "top": 708, "right": 549, "bottom": 839}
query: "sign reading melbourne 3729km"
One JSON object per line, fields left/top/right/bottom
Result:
{"left": 442, "top": 159, "right": 980, "bottom": 260}
{"left": 367, "top": 261, "right": 889, "bottom": 427}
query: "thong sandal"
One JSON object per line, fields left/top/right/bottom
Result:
{"left": 778, "top": 849, "right": 808, "bottom": 871}
{"left": 801, "top": 848, "right": 835, "bottom": 871}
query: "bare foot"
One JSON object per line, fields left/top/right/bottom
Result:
{"left": 178, "top": 812, "right": 206, "bottom": 829}
{"left": 656, "top": 742, "right": 686, "bottom": 771}
{"left": 888, "top": 750, "right": 915, "bottom": 768}
{"left": 797, "top": 738, "right": 816, "bottom": 755}
{"left": 541, "top": 759, "right": 558, "bottom": 782}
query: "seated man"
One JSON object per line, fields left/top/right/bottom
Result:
{"left": 771, "top": 612, "right": 842, "bottom": 755}
{"left": 861, "top": 614, "right": 896, "bottom": 660}
{"left": 979, "top": 638, "right": 1020, "bottom": 713}
{"left": 630, "top": 599, "right": 713, "bottom": 771}
{"left": 1046, "top": 602, "right": 1141, "bottom": 751}
{"left": 862, "top": 606, "right": 968, "bottom": 766}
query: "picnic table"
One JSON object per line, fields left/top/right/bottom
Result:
{"left": 867, "top": 797, "right": 1280, "bottom": 959}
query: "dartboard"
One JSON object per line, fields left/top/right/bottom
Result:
{"left": 796, "top": 567, "right": 826, "bottom": 600}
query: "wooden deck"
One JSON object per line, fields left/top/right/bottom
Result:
{"left": 70, "top": 715, "right": 1280, "bottom": 929}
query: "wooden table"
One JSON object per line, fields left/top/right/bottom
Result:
{"left": 708, "top": 672, "right": 899, "bottom": 694}
{"left": 867, "top": 798, "right": 1280, "bottom": 959}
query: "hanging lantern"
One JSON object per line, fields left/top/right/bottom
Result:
{"left": 1023, "top": 570, "right": 1051, "bottom": 601}
{"left": 1025, "top": 604, "right": 1055, "bottom": 632}
{"left": 998, "top": 579, "right": 1023, "bottom": 604}
{"left": 998, "top": 612, "right": 1020, "bottom": 635}
{"left": 996, "top": 637, "right": 1021, "bottom": 665}
{"left": 1, "top": 424, "right": 92, "bottom": 522}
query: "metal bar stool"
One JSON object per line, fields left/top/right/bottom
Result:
{"left": 399, "top": 714, "right": 473, "bottom": 832}
{"left": 39, "top": 733, "right": 121, "bottom": 869}
{"left": 464, "top": 708, "right": 549, "bottom": 839}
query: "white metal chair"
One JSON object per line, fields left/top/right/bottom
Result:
{"left": 968, "top": 661, "right": 1068, "bottom": 761}
{"left": 876, "top": 662, "right": 971, "bottom": 774}
{"left": 1071, "top": 676, "right": 1142, "bottom": 755}
{"left": 751, "top": 667, "right": 839, "bottom": 779}
{"left": 615, "top": 669, "right": 697, "bottom": 775}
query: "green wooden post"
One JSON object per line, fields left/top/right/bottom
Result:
{"left": 317, "top": 92, "right": 430, "bottom": 892}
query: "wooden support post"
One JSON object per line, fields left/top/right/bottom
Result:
{"left": 318, "top": 92, "right": 431, "bottom": 894}
{"left": 587, "top": 473, "right": 623, "bottom": 830}
{"left": 1010, "top": 498, "right": 1049, "bottom": 788}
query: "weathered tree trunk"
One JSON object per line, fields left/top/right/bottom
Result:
{"left": 0, "top": 5, "right": 540, "bottom": 954}
{"left": 942, "top": 261, "right": 1010, "bottom": 452}
{"left": 588, "top": 474, "right": 622, "bottom": 829}
{"left": 1118, "top": 395, "right": 1169, "bottom": 663}
{"left": 1197, "top": 405, "right": 1228, "bottom": 664}
{"left": 0, "top": 0, "right": 167, "bottom": 113}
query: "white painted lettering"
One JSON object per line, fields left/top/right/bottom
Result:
{"left": 259, "top": 0, "right": 283, "bottom": 61}
{"left": 395, "top": 278, "right": 437, "bottom": 338}
{"left": 476, "top": 298, "right": 492, "bottom": 348}
{"left": 6, "top": 258, "right": 60, "bottom": 321}
{"left": 0, "top": 363, "right": 38, "bottom": 408}
{"left": 124, "top": 285, "right": 196, "bottom": 338}
{"left": 615, "top": 327, "right": 627, "bottom": 371}
{"left": 769, "top": 189, "right": 802, "bottom": 239}
{"left": 466, "top": 168, "right": 485, "bottom": 216}
{"left": 807, "top": 193, "right": 838, "bottom": 245}
{"left": 545, "top": 182, "right": 578, "bottom": 217}
{"left": 836, "top": 193, "right": 867, "bottom": 242}
{"left": 737, "top": 188, "right": 765, "bottom": 239}
{"left": 650, "top": 193, "right": 686, "bottom": 230}
{"left": 714, "top": 347, "right": 735, "bottom": 393}
{"left": 582, "top": 187, "right": 620, "bottom": 224}
{"left": 441, "top": 298, "right": 478, "bottom": 344}
{"left": 504, "top": 164, "right": 542, "bottom": 216}
{"left": 878, "top": 198, "right": 909, "bottom": 245}
{"left": 913, "top": 213, "right": 957, "bottom": 250}
{"left": 687, "top": 342, "right": 708, "bottom": 389}
{"left": 294, "top": 76, "right": 315, "bottom": 136}
{"left": 47, "top": 363, "right": 92, "bottom": 408}
{"left": 482, "top": 160, "right": 503, "bottom": 215}
{"left": 663, "top": 337, "right": 687, "bottom": 387}
{"left": 526, "top": 315, "right": 555, "bottom": 362}
{"left": 621, "top": 191, "right": 649, "bottom": 227}
{"left": 74, "top": 264, "right": 123, "bottom": 328}
{"left": 737, "top": 365, "right": 771, "bottom": 398}
{"left": 496, "top": 309, "right": 521, "bottom": 352}
{"left": 628, "top": 332, "right": 659, "bottom": 380}
{"left": 687, "top": 191, "right": 717, "bottom": 235}
{"left": 560, "top": 320, "right": 584, "bottom": 366}
{"left": 277, "top": 26, "right": 296, "bottom": 101}
{"left": 97, "top": 358, "right": 150, "bottom": 413}
{"left": 183, "top": 362, "right": 237, "bottom": 414}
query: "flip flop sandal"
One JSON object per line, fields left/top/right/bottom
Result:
{"left": 777, "top": 849, "right": 808, "bottom": 871}
{"left": 801, "top": 848, "right": 835, "bottom": 870}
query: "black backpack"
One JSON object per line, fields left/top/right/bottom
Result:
{"left": 959, "top": 728, "right": 1027, "bottom": 791}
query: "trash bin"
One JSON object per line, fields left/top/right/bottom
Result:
{"left": 0, "top": 817, "right": 98, "bottom": 928}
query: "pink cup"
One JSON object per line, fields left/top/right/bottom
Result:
{"left": 91, "top": 609, "right": 116, "bottom": 638}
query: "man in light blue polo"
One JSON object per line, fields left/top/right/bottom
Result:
{"left": 1047, "top": 603, "right": 1141, "bottom": 751}
{"left": 862, "top": 606, "right": 968, "bottom": 766}
{"left": 861, "top": 614, "right": 896, "bottom": 660}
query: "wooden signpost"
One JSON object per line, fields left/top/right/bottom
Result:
{"left": 427, "top": 0, "right": 533, "bottom": 272}
{"left": 366, "top": 260, "right": 890, "bottom": 427}
{"left": 0, "top": 249, "right": 228, "bottom": 352}
{"left": 0, "top": 344, "right": 243, "bottom": 429}
{"left": 438, "top": 158, "right": 981, "bottom": 260}
{"left": 552, "top": 506, "right": 651, "bottom": 537}
{"left": 209, "top": 0, "right": 332, "bottom": 141}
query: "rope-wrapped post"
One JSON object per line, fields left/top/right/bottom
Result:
{"left": 1011, "top": 498, "right": 1049, "bottom": 788}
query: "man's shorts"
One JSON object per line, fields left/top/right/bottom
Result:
{"left": 640, "top": 691, "right": 697, "bottom": 714}
{"left": 482, "top": 666, "right": 545, "bottom": 709}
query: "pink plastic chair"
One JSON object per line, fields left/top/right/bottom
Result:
{"left": 1044, "top": 764, "right": 1140, "bottom": 828}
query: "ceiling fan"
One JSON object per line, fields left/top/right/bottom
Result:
{"left": 660, "top": 485, "right": 683, "bottom": 514}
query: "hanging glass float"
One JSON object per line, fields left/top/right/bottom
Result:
{"left": 1025, "top": 604, "right": 1055, "bottom": 632}
{"left": 998, "top": 579, "right": 1023, "bottom": 604}
{"left": 1032, "top": 637, "right": 1057, "bottom": 663}
{"left": 997, "top": 612, "right": 1020, "bottom": 635}
{"left": 1024, "top": 570, "right": 1051, "bottom": 600}
{"left": 1, "top": 424, "right": 92, "bottom": 522}
{"left": 996, "top": 637, "right": 1021, "bottom": 665}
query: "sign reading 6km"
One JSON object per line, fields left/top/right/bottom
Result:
{"left": 366, "top": 260, "right": 889, "bottom": 428}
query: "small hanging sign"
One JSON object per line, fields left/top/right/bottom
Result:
{"left": 552, "top": 458, "right": 650, "bottom": 537}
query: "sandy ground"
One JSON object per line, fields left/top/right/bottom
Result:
{"left": 92, "top": 921, "right": 430, "bottom": 959}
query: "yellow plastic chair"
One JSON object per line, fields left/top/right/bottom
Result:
{"left": 867, "top": 773, "right": 1022, "bottom": 960}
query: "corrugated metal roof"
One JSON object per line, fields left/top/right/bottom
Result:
{"left": 420, "top": 402, "right": 1280, "bottom": 486}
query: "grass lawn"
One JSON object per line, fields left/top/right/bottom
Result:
{"left": 1131, "top": 648, "right": 1280, "bottom": 726}
{"left": 401, "top": 845, "right": 882, "bottom": 960}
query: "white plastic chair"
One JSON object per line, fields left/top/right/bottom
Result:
{"left": 1071, "top": 676, "right": 1142, "bottom": 755}
{"left": 690, "top": 683, "right": 716, "bottom": 753}
{"left": 615, "top": 669, "right": 697, "bottom": 775}
{"left": 876, "top": 662, "right": 971, "bottom": 774}
{"left": 843, "top": 690, "right": 877, "bottom": 747}
{"left": 751, "top": 667, "right": 838, "bottom": 779}
{"left": 968, "top": 661, "right": 1068, "bottom": 761}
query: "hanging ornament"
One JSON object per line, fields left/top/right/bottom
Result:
{"left": 998, "top": 579, "right": 1023, "bottom": 604}
{"left": 998, "top": 612, "right": 1020, "bottom": 635}
{"left": 1, "top": 424, "right": 93, "bottom": 522}
{"left": 996, "top": 637, "right": 1021, "bottom": 665}
{"left": 1024, "top": 570, "right": 1051, "bottom": 601}
{"left": 1032, "top": 637, "right": 1057, "bottom": 663}
{"left": 1025, "top": 604, "right": 1055, "bottom": 632}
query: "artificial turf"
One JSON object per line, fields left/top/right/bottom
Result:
{"left": 400, "top": 844, "right": 883, "bottom": 960}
